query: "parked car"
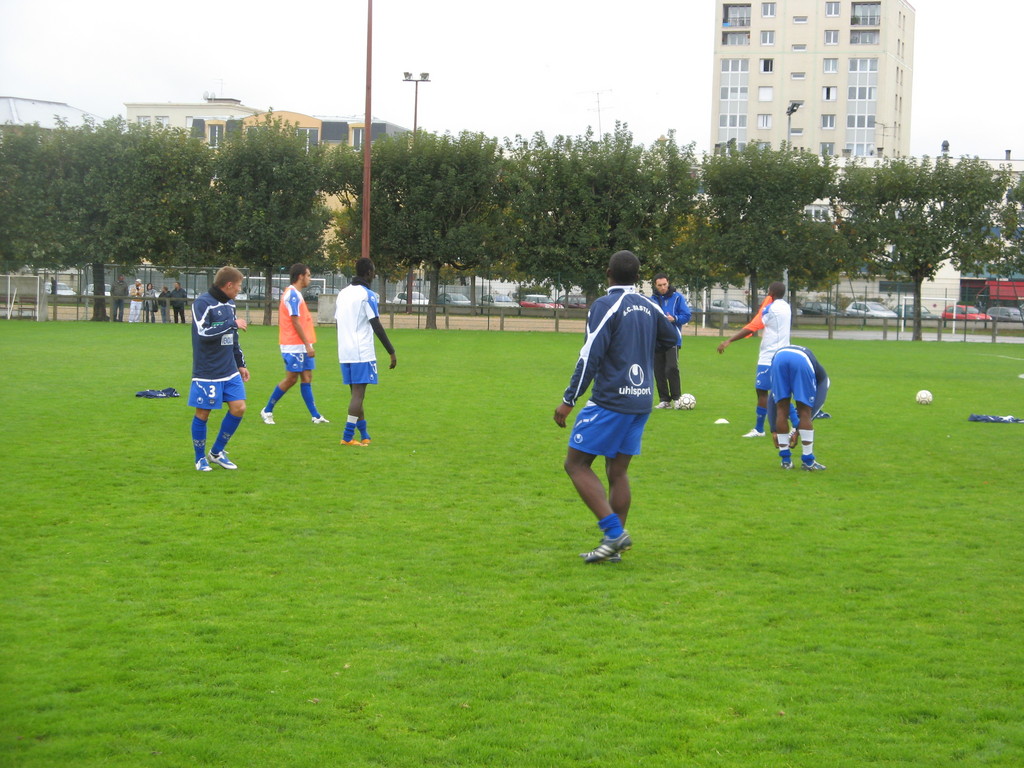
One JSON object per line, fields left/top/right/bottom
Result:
{"left": 800, "top": 301, "right": 839, "bottom": 316}
{"left": 707, "top": 299, "right": 750, "bottom": 315}
{"left": 519, "top": 294, "right": 563, "bottom": 308}
{"left": 845, "top": 301, "right": 897, "bottom": 318}
{"left": 556, "top": 294, "right": 589, "bottom": 309}
{"left": 480, "top": 294, "right": 517, "bottom": 307}
{"left": 942, "top": 304, "right": 990, "bottom": 321}
{"left": 302, "top": 284, "right": 322, "bottom": 302}
{"left": 896, "top": 303, "right": 937, "bottom": 319}
{"left": 987, "top": 306, "right": 1024, "bottom": 323}
{"left": 437, "top": 292, "right": 472, "bottom": 305}
{"left": 389, "top": 291, "right": 429, "bottom": 305}
{"left": 46, "top": 281, "right": 75, "bottom": 296}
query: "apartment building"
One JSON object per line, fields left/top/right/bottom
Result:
{"left": 711, "top": 0, "right": 915, "bottom": 157}
{"left": 125, "top": 96, "right": 406, "bottom": 149}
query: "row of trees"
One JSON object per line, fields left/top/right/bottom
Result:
{"left": 2, "top": 117, "right": 1022, "bottom": 337}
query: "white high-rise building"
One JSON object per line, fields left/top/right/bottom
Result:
{"left": 711, "top": 0, "right": 914, "bottom": 158}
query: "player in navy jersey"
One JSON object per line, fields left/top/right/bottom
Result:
{"left": 189, "top": 266, "right": 249, "bottom": 471}
{"left": 554, "top": 250, "right": 680, "bottom": 563}
{"left": 766, "top": 345, "right": 829, "bottom": 471}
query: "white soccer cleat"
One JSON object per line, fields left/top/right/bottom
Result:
{"left": 259, "top": 409, "right": 275, "bottom": 425}
{"left": 741, "top": 429, "right": 765, "bottom": 438}
{"left": 311, "top": 416, "right": 330, "bottom": 424}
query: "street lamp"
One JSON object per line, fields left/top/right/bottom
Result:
{"left": 403, "top": 72, "right": 430, "bottom": 134}
{"left": 402, "top": 72, "right": 430, "bottom": 312}
{"left": 785, "top": 101, "right": 801, "bottom": 150}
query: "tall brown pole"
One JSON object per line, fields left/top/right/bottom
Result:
{"left": 361, "top": 0, "right": 373, "bottom": 260}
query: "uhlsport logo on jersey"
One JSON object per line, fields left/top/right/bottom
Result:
{"left": 619, "top": 363, "right": 652, "bottom": 397}
{"left": 573, "top": 433, "right": 584, "bottom": 444}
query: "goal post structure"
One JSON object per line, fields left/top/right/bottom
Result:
{"left": 2, "top": 274, "right": 43, "bottom": 321}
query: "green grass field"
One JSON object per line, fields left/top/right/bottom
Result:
{"left": 2, "top": 322, "right": 1022, "bottom": 767}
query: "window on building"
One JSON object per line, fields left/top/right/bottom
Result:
{"left": 825, "top": 1, "right": 840, "bottom": 16}
{"left": 723, "top": 31, "right": 751, "bottom": 45}
{"left": 137, "top": 116, "right": 151, "bottom": 126}
{"left": 760, "top": 58, "right": 774, "bottom": 73}
{"left": 792, "top": 44, "right": 807, "bottom": 51}
{"left": 822, "top": 114, "right": 836, "bottom": 129}
{"left": 758, "top": 113, "right": 773, "bottom": 129}
{"left": 297, "top": 127, "right": 319, "bottom": 149}
{"left": 846, "top": 114, "right": 876, "bottom": 128}
{"left": 792, "top": 72, "right": 806, "bottom": 80}
{"left": 851, "top": 2, "right": 880, "bottom": 25}
{"left": 762, "top": 2, "right": 776, "bottom": 17}
{"left": 761, "top": 30, "right": 775, "bottom": 45}
{"left": 849, "top": 57, "right": 879, "bottom": 72}
{"left": 720, "top": 84, "right": 749, "bottom": 100}
{"left": 823, "top": 86, "right": 838, "bottom": 101}
{"left": 820, "top": 142, "right": 836, "bottom": 156}
{"left": 721, "top": 58, "right": 750, "bottom": 72}
{"left": 758, "top": 86, "right": 774, "bottom": 101}
{"left": 719, "top": 114, "right": 748, "bottom": 128}
{"left": 794, "top": 15, "right": 808, "bottom": 23}
{"left": 848, "top": 86, "right": 877, "bottom": 100}
{"left": 825, "top": 29, "right": 839, "bottom": 44}
{"left": 824, "top": 58, "right": 839, "bottom": 73}
{"left": 790, "top": 127, "right": 804, "bottom": 136}
{"left": 352, "top": 127, "right": 364, "bottom": 150}
{"left": 851, "top": 29, "right": 880, "bottom": 44}
{"left": 724, "top": 4, "right": 752, "bottom": 26}
{"left": 156, "top": 116, "right": 170, "bottom": 128}
{"left": 209, "top": 124, "right": 224, "bottom": 148}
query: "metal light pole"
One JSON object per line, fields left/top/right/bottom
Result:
{"left": 785, "top": 101, "right": 800, "bottom": 150}
{"left": 402, "top": 72, "right": 430, "bottom": 312}
{"left": 403, "top": 72, "right": 430, "bottom": 135}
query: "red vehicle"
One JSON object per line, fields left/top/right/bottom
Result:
{"left": 519, "top": 294, "right": 564, "bottom": 308}
{"left": 941, "top": 305, "right": 991, "bottom": 321}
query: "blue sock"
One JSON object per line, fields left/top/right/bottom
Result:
{"left": 802, "top": 453, "right": 816, "bottom": 466}
{"left": 357, "top": 419, "right": 369, "bottom": 440}
{"left": 598, "top": 513, "right": 624, "bottom": 539}
{"left": 265, "top": 386, "right": 286, "bottom": 413}
{"left": 300, "top": 383, "right": 320, "bottom": 418}
{"left": 343, "top": 416, "right": 357, "bottom": 441}
{"left": 779, "top": 448, "right": 792, "bottom": 464}
{"left": 755, "top": 406, "right": 767, "bottom": 432}
{"left": 192, "top": 416, "right": 207, "bottom": 462}
{"left": 211, "top": 412, "right": 242, "bottom": 455}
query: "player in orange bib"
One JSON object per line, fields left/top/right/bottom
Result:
{"left": 259, "top": 263, "right": 329, "bottom": 425}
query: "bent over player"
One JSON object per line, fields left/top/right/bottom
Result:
{"left": 259, "top": 263, "right": 329, "bottom": 425}
{"left": 335, "top": 257, "right": 397, "bottom": 446}
{"left": 189, "top": 266, "right": 249, "bottom": 471}
{"left": 767, "top": 345, "right": 830, "bottom": 471}
{"left": 554, "top": 250, "right": 680, "bottom": 563}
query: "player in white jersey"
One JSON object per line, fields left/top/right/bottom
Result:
{"left": 334, "top": 257, "right": 397, "bottom": 446}
{"left": 716, "top": 281, "right": 798, "bottom": 437}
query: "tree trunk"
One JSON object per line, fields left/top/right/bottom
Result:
{"left": 912, "top": 278, "right": 924, "bottom": 341}
{"left": 90, "top": 261, "right": 109, "bottom": 321}
{"left": 263, "top": 266, "right": 275, "bottom": 326}
{"left": 425, "top": 261, "right": 440, "bottom": 330}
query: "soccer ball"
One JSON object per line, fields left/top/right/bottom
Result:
{"left": 916, "top": 389, "right": 933, "bottom": 405}
{"left": 677, "top": 393, "right": 696, "bottom": 410}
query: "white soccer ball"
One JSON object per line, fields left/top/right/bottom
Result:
{"left": 677, "top": 393, "right": 696, "bottom": 410}
{"left": 916, "top": 389, "right": 933, "bottom": 405}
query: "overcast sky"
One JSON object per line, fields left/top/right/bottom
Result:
{"left": 1, "top": 0, "right": 1020, "bottom": 160}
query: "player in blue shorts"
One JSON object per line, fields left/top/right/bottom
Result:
{"left": 259, "top": 263, "right": 328, "bottom": 425}
{"left": 334, "top": 257, "right": 397, "bottom": 446}
{"left": 189, "top": 266, "right": 249, "bottom": 471}
{"left": 766, "top": 345, "right": 829, "bottom": 471}
{"left": 554, "top": 250, "right": 680, "bottom": 563}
